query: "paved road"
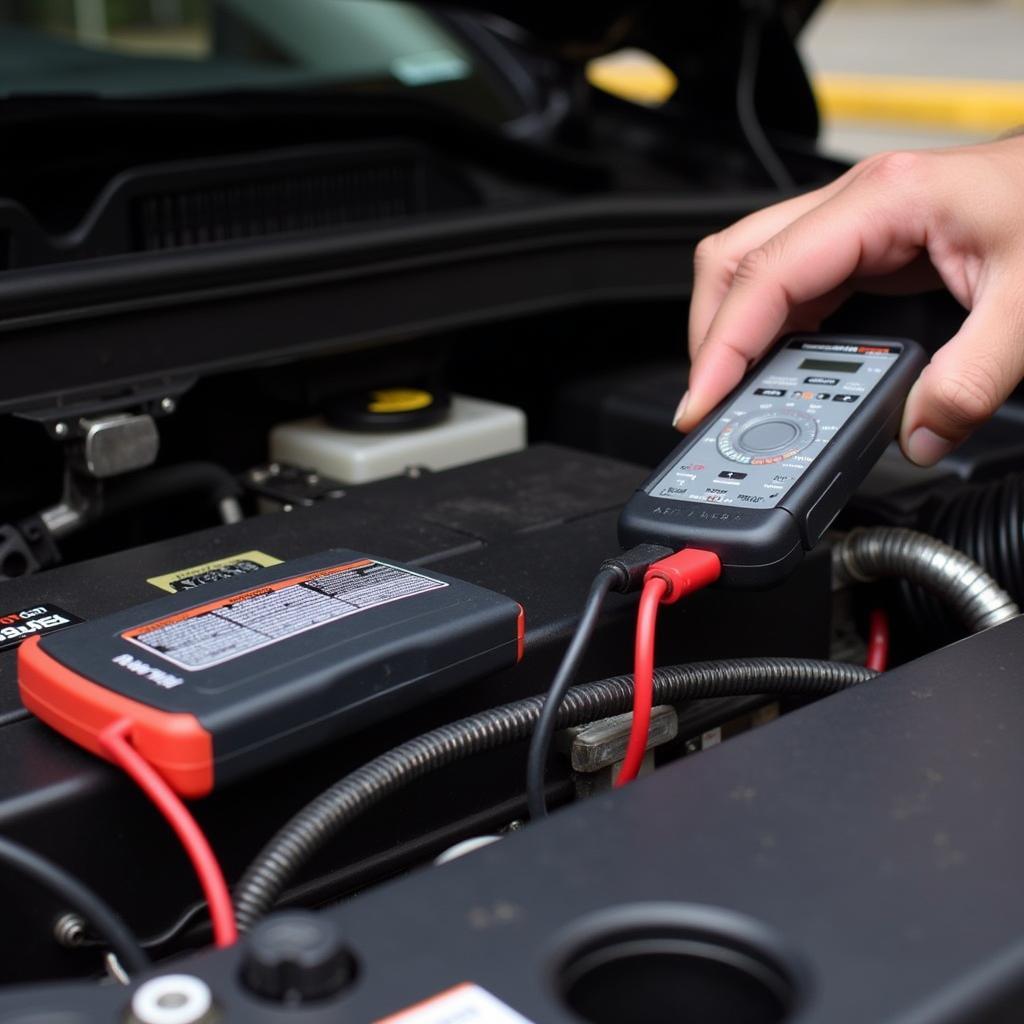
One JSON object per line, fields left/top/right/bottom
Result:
{"left": 801, "top": 0, "right": 1024, "bottom": 157}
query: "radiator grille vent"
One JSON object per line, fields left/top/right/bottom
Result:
{"left": 133, "top": 159, "right": 421, "bottom": 251}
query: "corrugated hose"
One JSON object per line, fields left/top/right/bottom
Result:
{"left": 234, "top": 657, "right": 875, "bottom": 931}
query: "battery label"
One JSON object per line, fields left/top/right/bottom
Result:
{"left": 0, "top": 604, "right": 82, "bottom": 652}
{"left": 124, "top": 560, "right": 447, "bottom": 672}
{"left": 376, "top": 984, "right": 535, "bottom": 1023}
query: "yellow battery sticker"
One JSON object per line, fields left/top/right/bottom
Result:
{"left": 146, "top": 551, "right": 283, "bottom": 594}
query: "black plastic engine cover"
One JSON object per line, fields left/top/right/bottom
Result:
{"left": 5, "top": 614, "right": 1024, "bottom": 1021}
{"left": 0, "top": 445, "right": 830, "bottom": 983}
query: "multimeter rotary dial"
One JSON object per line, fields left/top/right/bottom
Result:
{"left": 717, "top": 410, "right": 818, "bottom": 465}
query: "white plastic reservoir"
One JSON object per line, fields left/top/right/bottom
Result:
{"left": 270, "top": 394, "right": 527, "bottom": 485}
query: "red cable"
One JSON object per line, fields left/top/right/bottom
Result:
{"left": 615, "top": 576, "right": 667, "bottom": 787}
{"left": 100, "top": 719, "right": 237, "bottom": 948}
{"left": 615, "top": 548, "right": 721, "bottom": 788}
{"left": 866, "top": 608, "right": 890, "bottom": 673}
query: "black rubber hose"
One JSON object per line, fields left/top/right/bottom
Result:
{"left": 526, "top": 568, "right": 618, "bottom": 821}
{"left": 833, "top": 527, "right": 1018, "bottom": 634}
{"left": 906, "top": 472, "right": 1024, "bottom": 636}
{"left": 234, "top": 658, "right": 875, "bottom": 932}
{"left": 0, "top": 835, "right": 149, "bottom": 973}
{"left": 103, "top": 461, "right": 241, "bottom": 518}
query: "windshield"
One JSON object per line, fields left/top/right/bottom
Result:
{"left": 0, "top": 0, "right": 521, "bottom": 122}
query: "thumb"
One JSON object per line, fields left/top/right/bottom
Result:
{"left": 900, "top": 292, "right": 1024, "bottom": 465}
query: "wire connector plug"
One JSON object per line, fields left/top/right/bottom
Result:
{"left": 644, "top": 548, "right": 722, "bottom": 603}
{"left": 601, "top": 544, "right": 674, "bottom": 594}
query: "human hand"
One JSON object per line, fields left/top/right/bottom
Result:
{"left": 678, "top": 137, "right": 1024, "bottom": 465}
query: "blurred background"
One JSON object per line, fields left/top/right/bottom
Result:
{"left": 591, "top": 0, "right": 1024, "bottom": 159}
{"left": 802, "top": 0, "right": 1024, "bottom": 156}
{"left": 2, "top": 0, "right": 1023, "bottom": 160}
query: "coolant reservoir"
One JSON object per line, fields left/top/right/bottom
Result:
{"left": 270, "top": 393, "right": 526, "bottom": 485}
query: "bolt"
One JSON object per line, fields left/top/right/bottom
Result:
{"left": 54, "top": 913, "right": 87, "bottom": 948}
{"left": 53, "top": 422, "right": 69, "bottom": 439}
{"left": 159, "top": 397, "right": 177, "bottom": 414}
{"left": 306, "top": 473, "right": 320, "bottom": 486}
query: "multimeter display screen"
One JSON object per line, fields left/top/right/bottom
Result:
{"left": 799, "top": 358, "right": 863, "bottom": 374}
{"left": 648, "top": 338, "right": 903, "bottom": 510}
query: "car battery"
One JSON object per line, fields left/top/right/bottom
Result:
{"left": 19, "top": 552, "right": 523, "bottom": 796}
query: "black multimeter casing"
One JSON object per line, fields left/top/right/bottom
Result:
{"left": 619, "top": 333, "right": 928, "bottom": 587}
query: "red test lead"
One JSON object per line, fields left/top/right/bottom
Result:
{"left": 615, "top": 548, "right": 721, "bottom": 786}
{"left": 100, "top": 719, "right": 238, "bottom": 948}
{"left": 866, "top": 608, "right": 890, "bottom": 673}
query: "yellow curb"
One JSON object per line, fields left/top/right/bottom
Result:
{"left": 586, "top": 60, "right": 1024, "bottom": 135}
{"left": 816, "top": 73, "right": 1024, "bottom": 135}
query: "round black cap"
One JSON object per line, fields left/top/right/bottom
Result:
{"left": 242, "top": 911, "right": 356, "bottom": 1003}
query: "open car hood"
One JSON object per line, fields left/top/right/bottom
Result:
{"left": 440, "top": 1, "right": 823, "bottom": 51}
{"left": 438, "top": 0, "right": 825, "bottom": 140}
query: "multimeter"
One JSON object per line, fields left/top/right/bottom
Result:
{"left": 619, "top": 333, "right": 928, "bottom": 586}
{"left": 18, "top": 551, "right": 523, "bottom": 796}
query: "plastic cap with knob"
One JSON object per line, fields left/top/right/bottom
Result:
{"left": 241, "top": 911, "right": 356, "bottom": 1004}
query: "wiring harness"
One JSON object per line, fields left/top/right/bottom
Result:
{"left": 234, "top": 657, "right": 875, "bottom": 932}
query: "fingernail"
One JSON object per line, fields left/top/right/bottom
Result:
{"left": 672, "top": 392, "right": 690, "bottom": 429}
{"left": 906, "top": 426, "right": 955, "bottom": 467}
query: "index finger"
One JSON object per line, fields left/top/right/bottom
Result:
{"left": 679, "top": 162, "right": 928, "bottom": 432}
{"left": 688, "top": 183, "right": 846, "bottom": 360}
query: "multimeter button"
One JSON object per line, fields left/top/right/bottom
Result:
{"left": 738, "top": 419, "right": 800, "bottom": 453}
{"left": 243, "top": 912, "right": 356, "bottom": 1003}
{"left": 721, "top": 412, "right": 817, "bottom": 464}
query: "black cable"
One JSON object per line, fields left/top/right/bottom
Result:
{"left": 78, "top": 900, "right": 209, "bottom": 953}
{"left": 0, "top": 835, "right": 149, "bottom": 973}
{"left": 234, "top": 657, "right": 875, "bottom": 931}
{"left": 0, "top": 708, "right": 31, "bottom": 728}
{"left": 526, "top": 568, "right": 618, "bottom": 821}
{"left": 737, "top": 6, "right": 796, "bottom": 191}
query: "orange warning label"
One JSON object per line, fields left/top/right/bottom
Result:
{"left": 124, "top": 560, "right": 446, "bottom": 672}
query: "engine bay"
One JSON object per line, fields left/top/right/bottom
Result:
{"left": 0, "top": 281, "right": 1023, "bottom": 1022}
{"left": 1, "top": 2, "right": 1024, "bottom": 1021}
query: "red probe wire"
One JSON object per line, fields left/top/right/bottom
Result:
{"left": 615, "top": 576, "right": 668, "bottom": 785}
{"left": 866, "top": 608, "right": 890, "bottom": 672}
{"left": 615, "top": 548, "right": 721, "bottom": 788}
{"left": 100, "top": 720, "right": 237, "bottom": 948}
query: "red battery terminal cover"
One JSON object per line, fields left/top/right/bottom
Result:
{"left": 20, "top": 635, "right": 216, "bottom": 797}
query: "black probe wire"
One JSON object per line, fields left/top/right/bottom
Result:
{"left": 737, "top": 6, "right": 796, "bottom": 192}
{"left": 526, "top": 568, "right": 619, "bottom": 821}
{"left": 0, "top": 834, "right": 149, "bottom": 973}
{"left": 77, "top": 900, "right": 209, "bottom": 954}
